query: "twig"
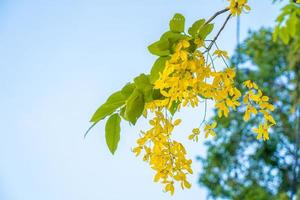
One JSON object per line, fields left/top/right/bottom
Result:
{"left": 199, "top": 99, "right": 208, "bottom": 128}
{"left": 205, "top": 8, "right": 229, "bottom": 25}
{"left": 208, "top": 52, "right": 217, "bottom": 72}
{"left": 204, "top": 40, "right": 230, "bottom": 68}
{"left": 213, "top": 41, "right": 230, "bottom": 68}
{"left": 204, "top": 13, "right": 232, "bottom": 54}
{"left": 84, "top": 122, "right": 97, "bottom": 138}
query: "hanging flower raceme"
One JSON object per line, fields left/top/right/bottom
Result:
{"left": 133, "top": 110, "right": 192, "bottom": 195}
{"left": 133, "top": 39, "right": 276, "bottom": 194}
{"left": 88, "top": 3, "right": 276, "bottom": 196}
{"left": 243, "top": 80, "right": 276, "bottom": 140}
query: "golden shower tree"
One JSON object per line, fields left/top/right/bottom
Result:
{"left": 86, "top": 0, "right": 277, "bottom": 195}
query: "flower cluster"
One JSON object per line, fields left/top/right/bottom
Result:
{"left": 212, "top": 68, "right": 242, "bottom": 118}
{"left": 227, "top": 0, "right": 251, "bottom": 16}
{"left": 133, "top": 39, "right": 276, "bottom": 194}
{"left": 188, "top": 128, "right": 200, "bottom": 142}
{"left": 89, "top": 2, "right": 277, "bottom": 196}
{"left": 204, "top": 122, "right": 217, "bottom": 138}
{"left": 243, "top": 80, "right": 276, "bottom": 140}
{"left": 133, "top": 110, "right": 192, "bottom": 195}
{"left": 154, "top": 40, "right": 207, "bottom": 108}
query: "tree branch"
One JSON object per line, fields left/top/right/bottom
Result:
{"left": 205, "top": 8, "right": 229, "bottom": 25}
{"left": 204, "top": 13, "right": 232, "bottom": 54}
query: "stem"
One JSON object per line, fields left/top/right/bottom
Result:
{"left": 236, "top": 15, "right": 241, "bottom": 70}
{"left": 212, "top": 41, "right": 230, "bottom": 68}
{"left": 199, "top": 99, "right": 208, "bottom": 128}
{"left": 84, "top": 122, "right": 97, "bottom": 138}
{"left": 205, "top": 8, "right": 230, "bottom": 25}
{"left": 208, "top": 52, "right": 217, "bottom": 72}
{"left": 204, "top": 13, "right": 232, "bottom": 54}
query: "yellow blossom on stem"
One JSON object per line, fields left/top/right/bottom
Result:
{"left": 188, "top": 128, "right": 200, "bottom": 142}
{"left": 194, "top": 38, "right": 204, "bottom": 47}
{"left": 204, "top": 122, "right": 217, "bottom": 138}
{"left": 228, "top": 0, "right": 251, "bottom": 16}
{"left": 213, "top": 49, "right": 229, "bottom": 59}
{"left": 134, "top": 109, "right": 193, "bottom": 195}
{"left": 134, "top": 34, "right": 275, "bottom": 193}
{"left": 243, "top": 80, "right": 258, "bottom": 89}
{"left": 252, "top": 123, "right": 272, "bottom": 141}
{"left": 242, "top": 80, "right": 276, "bottom": 140}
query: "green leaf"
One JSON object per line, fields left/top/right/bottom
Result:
{"left": 134, "top": 74, "right": 150, "bottom": 90}
{"left": 134, "top": 74, "right": 154, "bottom": 102}
{"left": 276, "top": 12, "right": 286, "bottom": 23}
{"left": 143, "top": 88, "right": 153, "bottom": 103}
{"left": 119, "top": 106, "right": 128, "bottom": 121}
{"left": 148, "top": 40, "right": 170, "bottom": 56}
{"left": 169, "top": 13, "right": 185, "bottom": 33}
{"left": 125, "top": 89, "right": 145, "bottom": 125}
{"left": 150, "top": 57, "right": 169, "bottom": 83}
{"left": 198, "top": 23, "right": 214, "bottom": 40}
{"left": 90, "top": 91, "right": 126, "bottom": 123}
{"left": 168, "top": 100, "right": 180, "bottom": 116}
{"left": 279, "top": 27, "right": 289, "bottom": 44}
{"left": 287, "top": 14, "right": 297, "bottom": 36}
{"left": 273, "top": 26, "right": 279, "bottom": 42}
{"left": 188, "top": 19, "right": 206, "bottom": 37}
{"left": 160, "top": 31, "right": 187, "bottom": 44}
{"left": 105, "top": 113, "right": 121, "bottom": 155}
{"left": 152, "top": 89, "right": 164, "bottom": 100}
{"left": 121, "top": 83, "right": 135, "bottom": 99}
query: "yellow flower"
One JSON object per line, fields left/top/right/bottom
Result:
{"left": 183, "top": 180, "right": 191, "bottom": 189}
{"left": 173, "top": 119, "right": 182, "bottom": 126}
{"left": 243, "top": 105, "right": 257, "bottom": 121}
{"left": 252, "top": 123, "right": 271, "bottom": 141}
{"left": 259, "top": 101, "right": 275, "bottom": 111}
{"left": 204, "top": 122, "right": 217, "bottom": 138}
{"left": 248, "top": 90, "right": 262, "bottom": 102}
{"left": 216, "top": 101, "right": 230, "bottom": 117}
{"left": 175, "top": 40, "right": 190, "bottom": 52}
{"left": 213, "top": 49, "right": 229, "bottom": 59}
{"left": 132, "top": 146, "right": 142, "bottom": 156}
{"left": 194, "top": 38, "right": 204, "bottom": 47}
{"left": 226, "top": 98, "right": 240, "bottom": 110}
{"left": 260, "top": 110, "right": 276, "bottom": 125}
{"left": 188, "top": 128, "right": 200, "bottom": 142}
{"left": 165, "top": 182, "right": 175, "bottom": 195}
{"left": 243, "top": 80, "right": 258, "bottom": 89}
{"left": 224, "top": 68, "right": 236, "bottom": 79}
{"left": 261, "top": 96, "right": 269, "bottom": 102}
{"left": 242, "top": 82, "right": 276, "bottom": 126}
{"left": 228, "top": 0, "right": 251, "bottom": 16}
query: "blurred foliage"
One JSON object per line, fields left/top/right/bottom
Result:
{"left": 273, "top": 3, "right": 300, "bottom": 44}
{"left": 274, "top": 1, "right": 300, "bottom": 68}
{"left": 198, "top": 28, "right": 300, "bottom": 199}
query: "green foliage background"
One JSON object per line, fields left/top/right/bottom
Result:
{"left": 198, "top": 26, "right": 300, "bottom": 199}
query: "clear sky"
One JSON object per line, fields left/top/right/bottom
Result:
{"left": 0, "top": 0, "right": 282, "bottom": 200}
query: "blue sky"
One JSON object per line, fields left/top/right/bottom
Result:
{"left": 0, "top": 0, "right": 282, "bottom": 199}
